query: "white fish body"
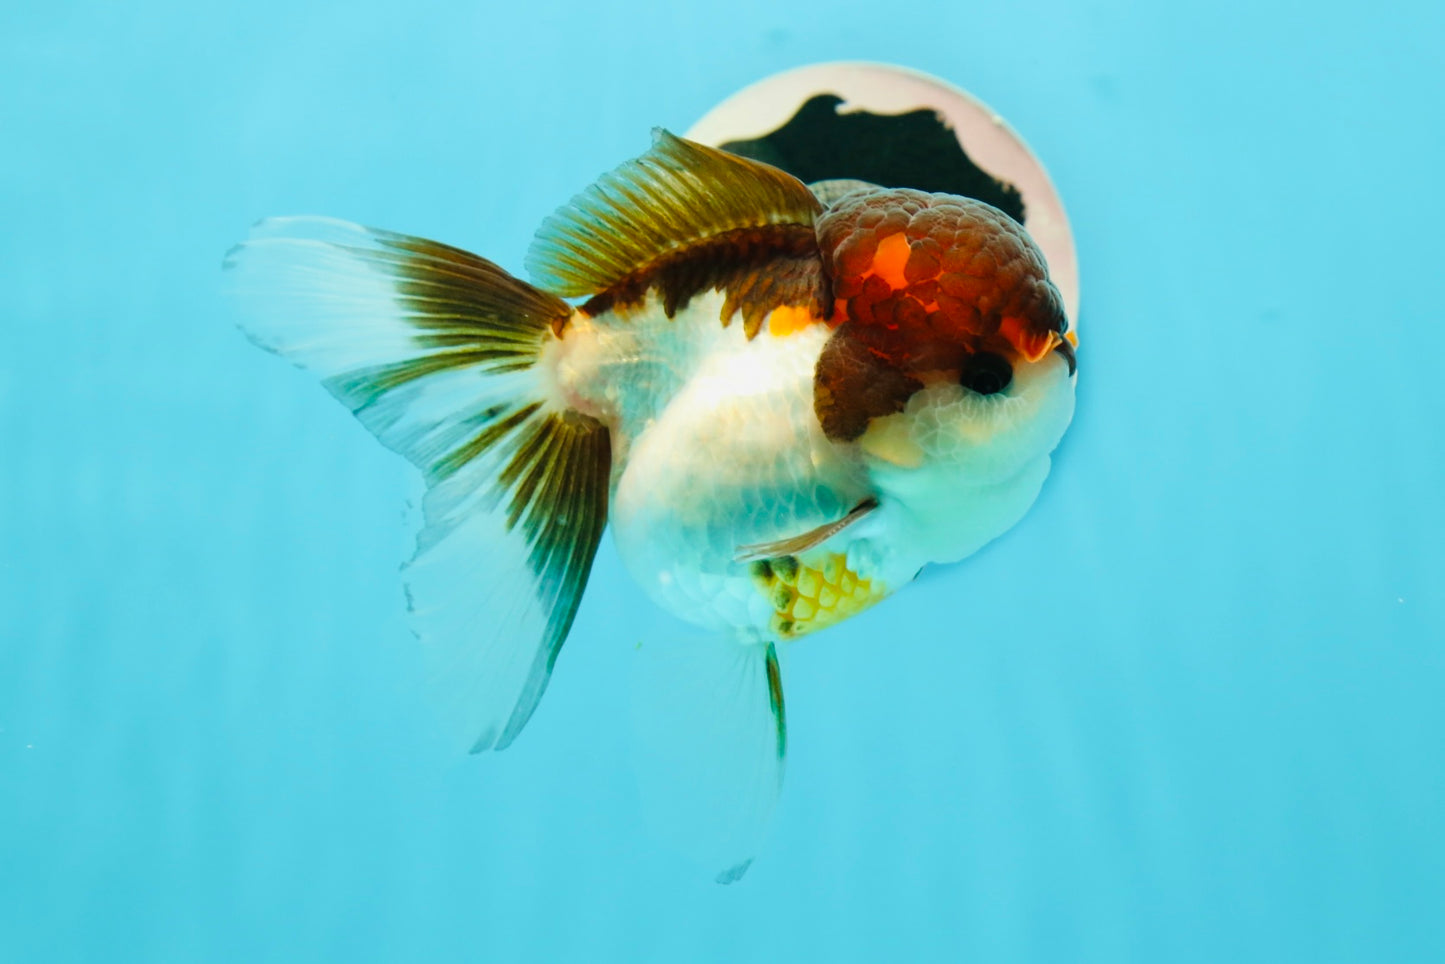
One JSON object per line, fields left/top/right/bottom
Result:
{"left": 552, "top": 293, "right": 865, "bottom": 638}
{"left": 226, "top": 131, "right": 1076, "bottom": 879}
{"left": 548, "top": 285, "right": 1073, "bottom": 642}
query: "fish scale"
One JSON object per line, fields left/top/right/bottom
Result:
{"left": 749, "top": 551, "right": 886, "bottom": 640}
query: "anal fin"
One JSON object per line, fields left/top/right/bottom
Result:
{"left": 630, "top": 636, "right": 788, "bottom": 883}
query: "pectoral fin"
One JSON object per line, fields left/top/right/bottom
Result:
{"left": 735, "top": 498, "right": 878, "bottom": 563}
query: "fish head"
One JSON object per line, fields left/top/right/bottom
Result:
{"left": 813, "top": 188, "right": 1077, "bottom": 564}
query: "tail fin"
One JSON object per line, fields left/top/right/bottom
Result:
{"left": 224, "top": 217, "right": 609, "bottom": 752}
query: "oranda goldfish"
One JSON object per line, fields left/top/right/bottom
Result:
{"left": 226, "top": 131, "right": 1076, "bottom": 878}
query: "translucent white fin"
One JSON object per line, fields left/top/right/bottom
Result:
{"left": 630, "top": 636, "right": 787, "bottom": 883}
{"left": 225, "top": 217, "right": 609, "bottom": 752}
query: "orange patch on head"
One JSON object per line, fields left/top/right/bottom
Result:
{"left": 868, "top": 232, "right": 912, "bottom": 290}
{"left": 766, "top": 303, "right": 816, "bottom": 338}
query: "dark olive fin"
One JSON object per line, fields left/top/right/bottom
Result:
{"left": 412, "top": 406, "right": 610, "bottom": 753}
{"left": 526, "top": 130, "right": 822, "bottom": 296}
{"left": 735, "top": 498, "right": 879, "bottom": 563}
{"left": 526, "top": 131, "right": 829, "bottom": 336}
{"left": 225, "top": 217, "right": 608, "bottom": 752}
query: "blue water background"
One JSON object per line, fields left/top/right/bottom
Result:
{"left": 3, "top": 1, "right": 1443, "bottom": 960}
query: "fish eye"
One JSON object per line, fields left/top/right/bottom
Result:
{"left": 959, "top": 352, "right": 1012, "bottom": 395}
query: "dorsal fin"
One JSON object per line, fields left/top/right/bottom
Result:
{"left": 525, "top": 131, "right": 826, "bottom": 335}
{"left": 526, "top": 130, "right": 822, "bottom": 295}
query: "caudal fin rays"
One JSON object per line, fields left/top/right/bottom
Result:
{"left": 225, "top": 217, "right": 609, "bottom": 753}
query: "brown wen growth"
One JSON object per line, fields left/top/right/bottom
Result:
{"left": 816, "top": 189, "right": 1067, "bottom": 371}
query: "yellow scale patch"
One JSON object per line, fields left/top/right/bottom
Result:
{"left": 751, "top": 553, "right": 887, "bottom": 640}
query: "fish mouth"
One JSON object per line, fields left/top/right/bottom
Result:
{"left": 1052, "top": 334, "right": 1077, "bottom": 375}
{"left": 997, "top": 315, "right": 1065, "bottom": 365}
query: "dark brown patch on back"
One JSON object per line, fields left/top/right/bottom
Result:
{"left": 579, "top": 224, "right": 829, "bottom": 338}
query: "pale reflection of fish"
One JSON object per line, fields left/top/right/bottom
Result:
{"left": 226, "top": 132, "right": 1076, "bottom": 878}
